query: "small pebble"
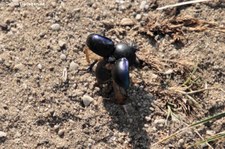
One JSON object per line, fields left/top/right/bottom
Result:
{"left": 39, "top": 32, "right": 46, "bottom": 38}
{"left": 206, "top": 130, "right": 215, "bottom": 136}
{"left": 212, "top": 65, "right": 220, "bottom": 70}
{"left": 0, "top": 131, "right": 7, "bottom": 138}
{"left": 143, "top": 93, "right": 154, "bottom": 100}
{"left": 0, "top": 22, "right": 8, "bottom": 30}
{"left": 145, "top": 116, "right": 151, "bottom": 121}
{"left": 144, "top": 124, "right": 149, "bottom": 128}
{"left": 14, "top": 63, "right": 24, "bottom": 71}
{"left": 153, "top": 118, "right": 166, "bottom": 128}
{"left": 168, "top": 144, "right": 174, "bottom": 148}
{"left": 164, "top": 69, "right": 173, "bottom": 75}
{"left": 178, "top": 138, "right": 185, "bottom": 147}
{"left": 60, "top": 54, "right": 66, "bottom": 60}
{"left": 69, "top": 61, "right": 78, "bottom": 71}
{"left": 115, "top": 0, "right": 123, "bottom": 4}
{"left": 144, "top": 4, "right": 149, "bottom": 10}
{"left": 82, "top": 95, "right": 94, "bottom": 107}
{"left": 58, "top": 129, "right": 64, "bottom": 137}
{"left": 50, "top": 23, "right": 60, "bottom": 31}
{"left": 38, "top": 139, "right": 49, "bottom": 146}
{"left": 152, "top": 127, "right": 157, "bottom": 131}
{"left": 140, "top": 1, "right": 147, "bottom": 10}
{"left": 149, "top": 107, "right": 155, "bottom": 111}
{"left": 11, "top": 0, "right": 20, "bottom": 7}
{"left": 58, "top": 40, "right": 66, "bottom": 48}
{"left": 119, "top": 5, "right": 126, "bottom": 11}
{"left": 54, "top": 124, "right": 60, "bottom": 131}
{"left": 135, "top": 14, "right": 142, "bottom": 21}
{"left": 120, "top": 18, "right": 135, "bottom": 26}
{"left": 14, "top": 131, "right": 22, "bottom": 138}
{"left": 37, "top": 64, "right": 42, "bottom": 70}
{"left": 94, "top": 87, "right": 100, "bottom": 92}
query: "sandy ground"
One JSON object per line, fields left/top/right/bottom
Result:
{"left": 0, "top": 0, "right": 225, "bottom": 148}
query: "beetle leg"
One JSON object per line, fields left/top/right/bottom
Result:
{"left": 87, "top": 60, "right": 98, "bottom": 72}
{"left": 84, "top": 47, "right": 90, "bottom": 63}
{"left": 112, "top": 80, "right": 127, "bottom": 104}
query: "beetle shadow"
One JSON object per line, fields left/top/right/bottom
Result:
{"left": 102, "top": 84, "right": 154, "bottom": 148}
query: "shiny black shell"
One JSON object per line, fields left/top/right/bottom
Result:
{"left": 86, "top": 34, "right": 115, "bottom": 58}
{"left": 113, "top": 43, "right": 137, "bottom": 66}
{"left": 95, "top": 59, "right": 111, "bottom": 84}
{"left": 112, "top": 58, "right": 129, "bottom": 90}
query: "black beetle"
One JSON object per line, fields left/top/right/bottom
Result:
{"left": 85, "top": 34, "right": 140, "bottom": 104}
{"left": 112, "top": 57, "right": 130, "bottom": 90}
{"left": 86, "top": 34, "right": 115, "bottom": 58}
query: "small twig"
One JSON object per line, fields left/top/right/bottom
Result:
{"left": 182, "top": 120, "right": 214, "bottom": 149}
{"left": 190, "top": 132, "right": 225, "bottom": 148}
{"left": 157, "top": 0, "right": 211, "bottom": 10}
{"left": 185, "top": 94, "right": 200, "bottom": 108}
{"left": 152, "top": 126, "right": 188, "bottom": 146}
{"left": 193, "top": 129, "right": 214, "bottom": 149}
{"left": 218, "top": 88, "right": 225, "bottom": 93}
{"left": 185, "top": 87, "right": 218, "bottom": 94}
{"left": 190, "top": 112, "right": 225, "bottom": 127}
{"left": 171, "top": 86, "right": 222, "bottom": 95}
{"left": 182, "top": 64, "right": 199, "bottom": 86}
{"left": 153, "top": 112, "right": 225, "bottom": 147}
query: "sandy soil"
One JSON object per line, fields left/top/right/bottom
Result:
{"left": 0, "top": 0, "right": 224, "bottom": 148}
